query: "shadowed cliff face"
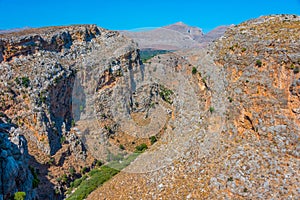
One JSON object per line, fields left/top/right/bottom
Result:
{"left": 0, "top": 116, "right": 36, "bottom": 200}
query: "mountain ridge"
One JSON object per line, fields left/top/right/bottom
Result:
{"left": 121, "top": 22, "right": 230, "bottom": 50}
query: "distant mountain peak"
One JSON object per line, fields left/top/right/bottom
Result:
{"left": 173, "top": 21, "right": 186, "bottom": 25}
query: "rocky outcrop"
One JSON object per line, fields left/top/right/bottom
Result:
{"left": 0, "top": 115, "right": 36, "bottom": 200}
{"left": 0, "top": 24, "right": 144, "bottom": 199}
{"left": 0, "top": 25, "right": 140, "bottom": 156}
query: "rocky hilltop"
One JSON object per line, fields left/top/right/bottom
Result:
{"left": 121, "top": 22, "right": 229, "bottom": 50}
{"left": 0, "top": 14, "right": 299, "bottom": 200}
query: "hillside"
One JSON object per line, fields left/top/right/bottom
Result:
{"left": 121, "top": 22, "right": 228, "bottom": 50}
{"left": 0, "top": 14, "right": 299, "bottom": 200}
{"left": 88, "top": 14, "right": 300, "bottom": 199}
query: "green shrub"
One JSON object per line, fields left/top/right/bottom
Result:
{"left": 192, "top": 67, "right": 197, "bottom": 75}
{"left": 60, "top": 136, "right": 66, "bottom": 144}
{"left": 256, "top": 60, "right": 262, "bottom": 67}
{"left": 48, "top": 157, "right": 55, "bottom": 166}
{"left": 135, "top": 143, "right": 148, "bottom": 153}
{"left": 69, "top": 167, "right": 76, "bottom": 176}
{"left": 149, "top": 136, "right": 157, "bottom": 145}
{"left": 66, "top": 166, "right": 119, "bottom": 200}
{"left": 73, "top": 175, "right": 87, "bottom": 188}
{"left": 61, "top": 174, "right": 68, "bottom": 183}
{"left": 29, "top": 166, "right": 40, "bottom": 188}
{"left": 14, "top": 192, "right": 26, "bottom": 200}
{"left": 209, "top": 106, "right": 215, "bottom": 113}
{"left": 81, "top": 167, "right": 89, "bottom": 174}
{"left": 119, "top": 144, "right": 125, "bottom": 150}
{"left": 71, "top": 119, "right": 76, "bottom": 127}
{"left": 95, "top": 160, "right": 103, "bottom": 167}
{"left": 14, "top": 77, "right": 30, "bottom": 88}
{"left": 159, "top": 85, "right": 174, "bottom": 104}
{"left": 21, "top": 77, "right": 30, "bottom": 88}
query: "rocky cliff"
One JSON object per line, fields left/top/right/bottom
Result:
{"left": 0, "top": 25, "right": 141, "bottom": 156}
{"left": 0, "top": 25, "right": 143, "bottom": 198}
{"left": 0, "top": 115, "right": 36, "bottom": 200}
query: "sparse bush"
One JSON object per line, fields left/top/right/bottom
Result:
{"left": 119, "top": 144, "right": 125, "bottom": 150}
{"left": 48, "top": 157, "right": 55, "bottom": 166}
{"left": 69, "top": 167, "right": 76, "bottom": 176}
{"left": 159, "top": 85, "right": 174, "bottom": 104}
{"left": 209, "top": 106, "right": 215, "bottom": 113}
{"left": 61, "top": 174, "right": 68, "bottom": 183}
{"left": 71, "top": 119, "right": 75, "bottom": 127}
{"left": 135, "top": 143, "right": 148, "bottom": 153}
{"left": 149, "top": 136, "right": 157, "bottom": 145}
{"left": 81, "top": 166, "right": 89, "bottom": 174}
{"left": 60, "top": 136, "right": 66, "bottom": 144}
{"left": 14, "top": 191, "right": 26, "bottom": 200}
{"left": 256, "top": 60, "right": 262, "bottom": 67}
{"left": 95, "top": 160, "right": 103, "bottom": 167}
{"left": 192, "top": 67, "right": 197, "bottom": 75}
{"left": 79, "top": 105, "right": 84, "bottom": 112}
{"left": 15, "top": 77, "right": 30, "bottom": 88}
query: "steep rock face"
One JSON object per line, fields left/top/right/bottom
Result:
{"left": 0, "top": 25, "right": 140, "bottom": 157}
{"left": 87, "top": 15, "right": 300, "bottom": 199}
{"left": 0, "top": 116, "right": 35, "bottom": 200}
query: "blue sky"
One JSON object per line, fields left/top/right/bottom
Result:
{"left": 0, "top": 0, "right": 299, "bottom": 33}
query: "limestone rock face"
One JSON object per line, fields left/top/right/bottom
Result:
{"left": 0, "top": 25, "right": 140, "bottom": 156}
{"left": 0, "top": 116, "right": 35, "bottom": 200}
